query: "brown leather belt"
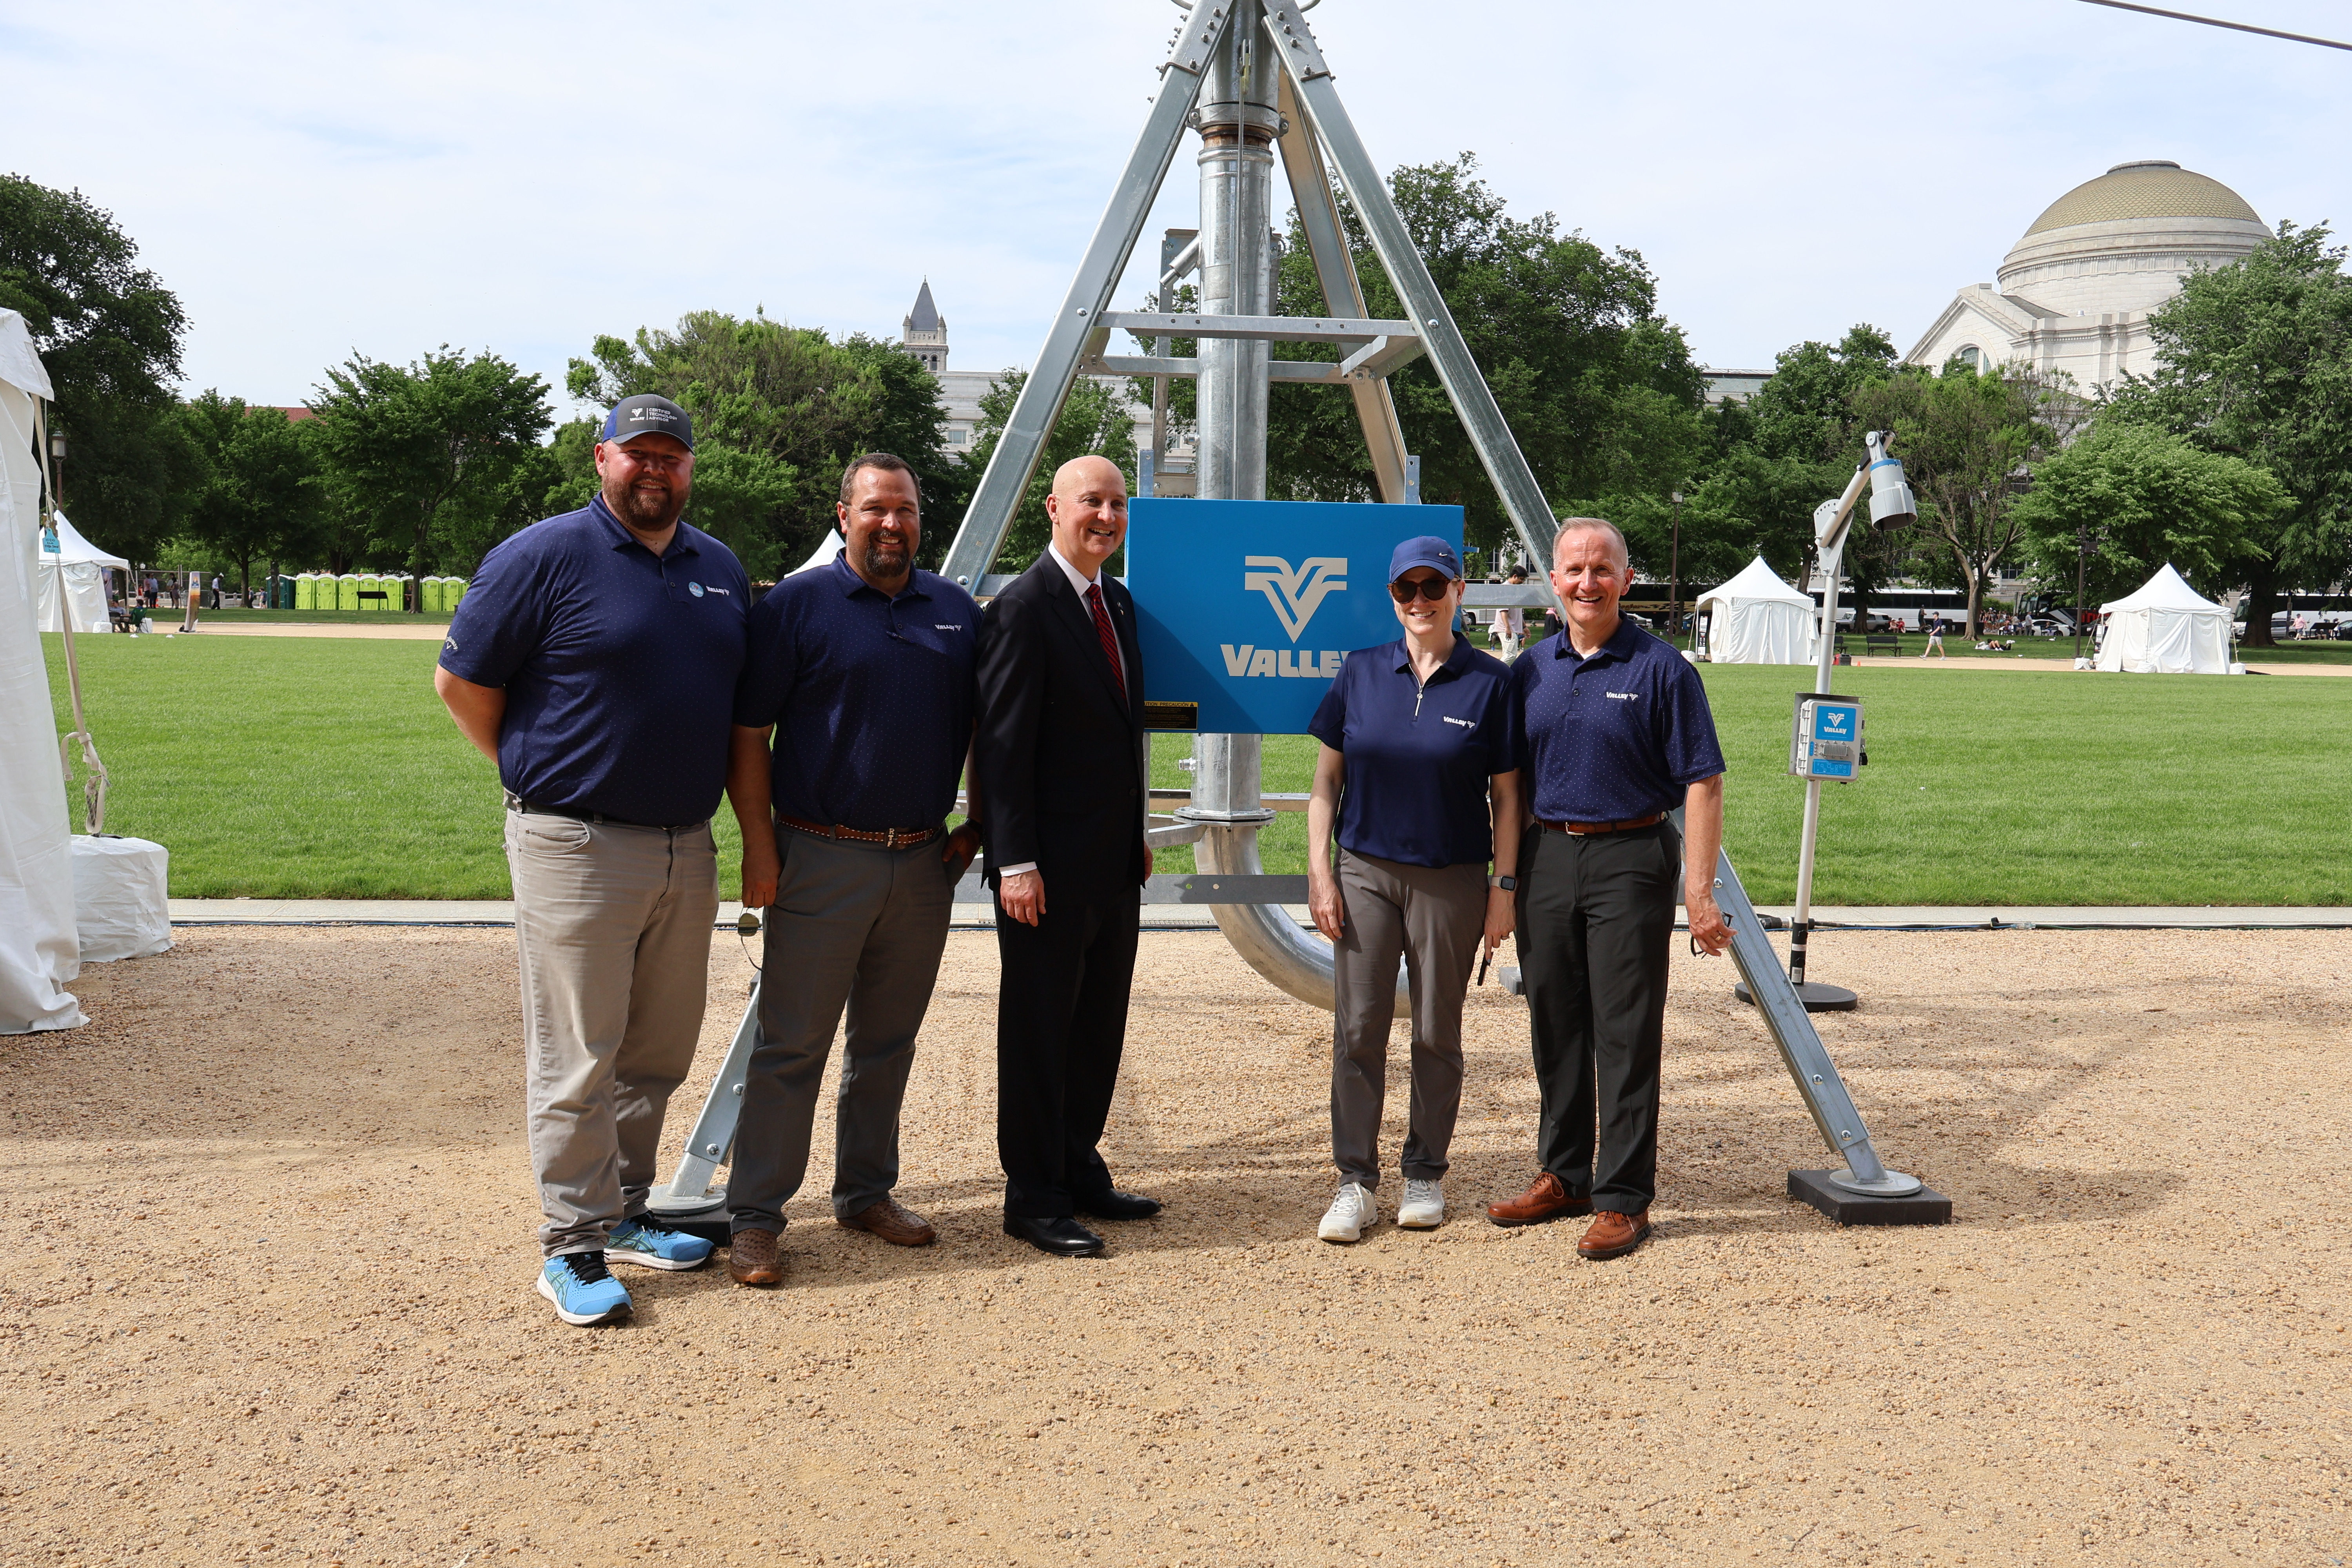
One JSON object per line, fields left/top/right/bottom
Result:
{"left": 777, "top": 813, "right": 940, "bottom": 850}
{"left": 1539, "top": 811, "right": 1666, "bottom": 836}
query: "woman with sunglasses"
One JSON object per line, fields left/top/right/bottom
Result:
{"left": 1303, "top": 536, "right": 1525, "bottom": 1241}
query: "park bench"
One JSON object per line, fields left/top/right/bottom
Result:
{"left": 1864, "top": 632, "right": 1900, "bottom": 656}
{"left": 355, "top": 589, "right": 391, "bottom": 608}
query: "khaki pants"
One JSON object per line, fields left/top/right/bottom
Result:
{"left": 506, "top": 811, "right": 718, "bottom": 1258}
{"left": 1330, "top": 848, "right": 1487, "bottom": 1189}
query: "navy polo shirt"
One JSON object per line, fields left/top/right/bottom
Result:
{"left": 732, "top": 555, "right": 980, "bottom": 831}
{"left": 439, "top": 496, "right": 749, "bottom": 826}
{"left": 1307, "top": 637, "right": 1523, "bottom": 869}
{"left": 1512, "top": 617, "right": 1725, "bottom": 823}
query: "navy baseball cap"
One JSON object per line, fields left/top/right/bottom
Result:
{"left": 1388, "top": 535, "right": 1462, "bottom": 581}
{"left": 601, "top": 394, "right": 693, "bottom": 451}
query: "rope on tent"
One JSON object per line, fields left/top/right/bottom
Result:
{"left": 35, "top": 399, "right": 107, "bottom": 835}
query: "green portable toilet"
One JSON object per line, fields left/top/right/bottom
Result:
{"left": 417, "top": 577, "right": 439, "bottom": 615}
{"left": 446, "top": 577, "right": 468, "bottom": 612}
{"left": 427, "top": 577, "right": 450, "bottom": 615}
{"left": 336, "top": 573, "right": 360, "bottom": 611}
{"left": 293, "top": 573, "right": 315, "bottom": 611}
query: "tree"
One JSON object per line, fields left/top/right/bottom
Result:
{"left": 0, "top": 174, "right": 195, "bottom": 561}
{"left": 176, "top": 394, "right": 322, "bottom": 595}
{"left": 2010, "top": 421, "right": 2284, "bottom": 609}
{"left": 568, "top": 310, "right": 954, "bottom": 579}
{"left": 1658, "top": 326, "right": 1909, "bottom": 597}
{"left": 1854, "top": 359, "right": 2073, "bottom": 634}
{"left": 2106, "top": 222, "right": 2352, "bottom": 646}
{"left": 1147, "top": 154, "right": 1706, "bottom": 558}
{"left": 965, "top": 373, "right": 1137, "bottom": 573}
{"left": 307, "top": 347, "right": 552, "bottom": 604}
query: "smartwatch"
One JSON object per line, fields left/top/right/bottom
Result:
{"left": 1489, "top": 874, "right": 1517, "bottom": 891}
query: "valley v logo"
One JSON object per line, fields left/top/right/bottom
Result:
{"left": 1242, "top": 555, "right": 1347, "bottom": 643}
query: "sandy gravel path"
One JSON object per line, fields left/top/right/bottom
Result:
{"left": 7, "top": 927, "right": 2348, "bottom": 1566}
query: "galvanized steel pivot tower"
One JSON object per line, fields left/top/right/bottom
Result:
{"left": 938, "top": 0, "right": 1566, "bottom": 1009}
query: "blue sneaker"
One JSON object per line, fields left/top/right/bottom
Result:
{"left": 608, "top": 1214, "right": 716, "bottom": 1271}
{"left": 536, "top": 1252, "right": 632, "bottom": 1326}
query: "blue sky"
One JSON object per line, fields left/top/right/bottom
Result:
{"left": 7, "top": 1, "right": 2347, "bottom": 414}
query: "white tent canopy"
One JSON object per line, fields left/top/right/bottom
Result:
{"left": 1697, "top": 555, "right": 1816, "bottom": 665}
{"left": 790, "top": 530, "right": 846, "bottom": 575}
{"left": 37, "top": 509, "right": 122, "bottom": 634}
{"left": 2095, "top": 563, "right": 2234, "bottom": 675}
{"left": 0, "top": 307, "right": 84, "bottom": 1030}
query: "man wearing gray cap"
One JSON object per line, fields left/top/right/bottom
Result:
{"left": 436, "top": 393, "right": 752, "bottom": 1327}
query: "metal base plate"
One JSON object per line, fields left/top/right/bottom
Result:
{"left": 644, "top": 1188, "right": 734, "bottom": 1247}
{"left": 1788, "top": 1169, "right": 1952, "bottom": 1226}
{"left": 1735, "top": 980, "right": 1858, "bottom": 1012}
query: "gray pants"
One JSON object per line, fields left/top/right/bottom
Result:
{"left": 730, "top": 828, "right": 955, "bottom": 1233}
{"left": 506, "top": 811, "right": 719, "bottom": 1258}
{"left": 1330, "top": 848, "right": 1486, "bottom": 1189}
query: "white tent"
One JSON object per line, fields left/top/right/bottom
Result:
{"left": 36, "top": 509, "right": 123, "bottom": 634}
{"left": 1696, "top": 555, "right": 1815, "bottom": 664}
{"left": 0, "top": 307, "right": 84, "bottom": 1031}
{"left": 2095, "top": 563, "right": 2234, "bottom": 675}
{"left": 790, "top": 529, "right": 845, "bottom": 575}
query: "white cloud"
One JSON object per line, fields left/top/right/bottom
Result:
{"left": 7, "top": 0, "right": 2346, "bottom": 408}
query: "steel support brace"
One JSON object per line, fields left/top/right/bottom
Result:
{"left": 1264, "top": 3, "right": 1563, "bottom": 605}
{"left": 1708, "top": 849, "right": 1922, "bottom": 1197}
{"left": 937, "top": 0, "right": 1235, "bottom": 589}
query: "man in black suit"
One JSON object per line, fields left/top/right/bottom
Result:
{"left": 975, "top": 455, "right": 1160, "bottom": 1258}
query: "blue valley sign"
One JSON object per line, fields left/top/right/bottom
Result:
{"left": 1127, "top": 497, "right": 1466, "bottom": 734}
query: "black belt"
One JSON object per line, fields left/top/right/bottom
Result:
{"left": 1539, "top": 812, "right": 1666, "bottom": 836}
{"left": 506, "top": 793, "right": 704, "bottom": 833}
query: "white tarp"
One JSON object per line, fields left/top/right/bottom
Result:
{"left": 1696, "top": 555, "right": 1815, "bottom": 665}
{"left": 2095, "top": 563, "right": 2233, "bottom": 675}
{"left": 71, "top": 836, "right": 171, "bottom": 962}
{"left": 0, "top": 308, "right": 83, "bottom": 1031}
{"left": 791, "top": 530, "right": 845, "bottom": 575}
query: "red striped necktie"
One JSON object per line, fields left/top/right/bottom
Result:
{"left": 1085, "top": 582, "right": 1128, "bottom": 708}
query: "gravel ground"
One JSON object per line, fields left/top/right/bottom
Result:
{"left": 6, "top": 925, "right": 2348, "bottom": 1568}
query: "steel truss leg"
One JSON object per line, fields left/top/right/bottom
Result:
{"left": 1708, "top": 850, "right": 1921, "bottom": 1197}
{"left": 644, "top": 978, "right": 761, "bottom": 1227}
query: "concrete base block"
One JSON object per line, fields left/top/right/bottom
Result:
{"left": 1788, "top": 1169, "right": 1953, "bottom": 1226}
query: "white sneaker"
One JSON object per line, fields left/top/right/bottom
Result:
{"left": 1318, "top": 1183, "right": 1376, "bottom": 1243}
{"left": 1397, "top": 1178, "right": 1445, "bottom": 1229}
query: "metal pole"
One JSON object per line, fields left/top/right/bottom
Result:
{"left": 1668, "top": 489, "right": 1682, "bottom": 640}
{"left": 2073, "top": 525, "right": 2089, "bottom": 663}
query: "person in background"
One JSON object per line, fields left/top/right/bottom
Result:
{"left": 1923, "top": 614, "right": 1947, "bottom": 659}
{"left": 1488, "top": 518, "right": 1730, "bottom": 1260}
{"left": 435, "top": 392, "right": 746, "bottom": 1327}
{"left": 720, "top": 454, "right": 984, "bottom": 1288}
{"left": 1305, "top": 535, "right": 1523, "bottom": 1243}
{"left": 1495, "top": 566, "right": 1530, "bottom": 661}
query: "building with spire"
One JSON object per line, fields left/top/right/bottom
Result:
{"left": 902, "top": 279, "right": 948, "bottom": 373}
{"left": 895, "top": 280, "right": 1155, "bottom": 467}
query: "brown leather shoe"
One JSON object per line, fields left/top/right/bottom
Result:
{"left": 1485, "top": 1171, "right": 1594, "bottom": 1227}
{"left": 728, "top": 1227, "right": 784, "bottom": 1285}
{"left": 838, "top": 1196, "right": 936, "bottom": 1247}
{"left": 1577, "top": 1209, "right": 1652, "bottom": 1260}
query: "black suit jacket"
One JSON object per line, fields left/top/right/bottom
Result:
{"left": 975, "top": 554, "right": 1149, "bottom": 903}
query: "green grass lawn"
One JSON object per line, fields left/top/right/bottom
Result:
{"left": 40, "top": 633, "right": 2349, "bottom": 904}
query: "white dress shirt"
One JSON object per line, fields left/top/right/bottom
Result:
{"left": 996, "top": 544, "right": 1132, "bottom": 879}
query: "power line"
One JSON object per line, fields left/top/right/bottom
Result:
{"left": 2076, "top": 0, "right": 2352, "bottom": 52}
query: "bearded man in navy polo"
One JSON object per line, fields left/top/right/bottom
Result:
{"left": 436, "top": 394, "right": 750, "bottom": 1326}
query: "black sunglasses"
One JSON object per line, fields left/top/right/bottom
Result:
{"left": 1388, "top": 576, "right": 1454, "bottom": 604}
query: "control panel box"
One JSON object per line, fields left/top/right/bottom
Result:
{"left": 1790, "top": 692, "right": 1864, "bottom": 781}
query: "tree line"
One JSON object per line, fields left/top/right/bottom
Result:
{"left": 7, "top": 167, "right": 2347, "bottom": 640}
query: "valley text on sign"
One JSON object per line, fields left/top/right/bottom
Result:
{"left": 1127, "top": 497, "right": 1466, "bottom": 735}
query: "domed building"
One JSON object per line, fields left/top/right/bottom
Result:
{"left": 1906, "top": 160, "right": 2270, "bottom": 390}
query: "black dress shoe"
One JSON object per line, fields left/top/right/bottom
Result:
{"left": 1003, "top": 1214, "right": 1105, "bottom": 1257}
{"left": 1075, "top": 1189, "right": 1162, "bottom": 1221}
